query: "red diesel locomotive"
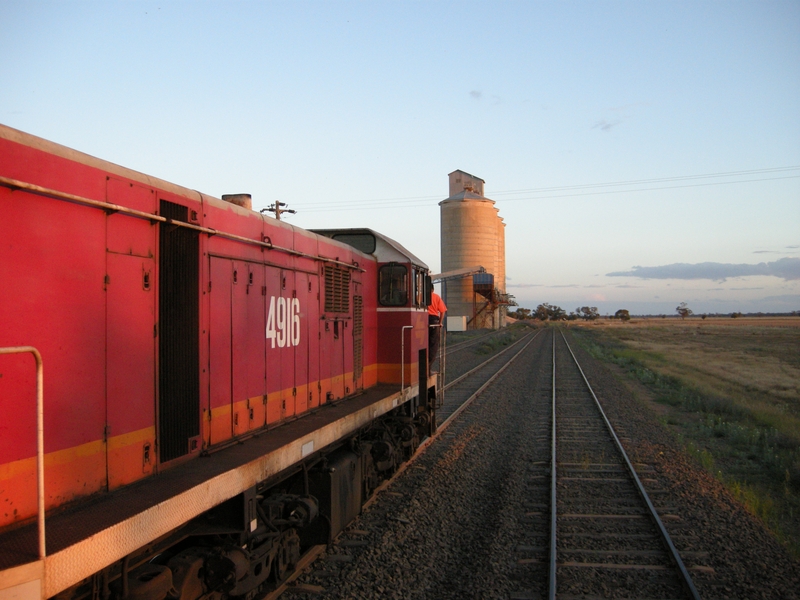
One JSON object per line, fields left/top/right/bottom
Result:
{"left": 0, "top": 124, "right": 438, "bottom": 600}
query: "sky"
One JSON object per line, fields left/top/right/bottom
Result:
{"left": 1, "top": 1, "right": 798, "bottom": 315}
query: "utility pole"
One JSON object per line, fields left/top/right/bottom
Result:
{"left": 261, "top": 201, "right": 296, "bottom": 221}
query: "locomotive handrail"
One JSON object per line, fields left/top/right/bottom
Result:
{"left": 400, "top": 326, "right": 413, "bottom": 396}
{"left": 0, "top": 176, "right": 362, "bottom": 272}
{"left": 437, "top": 323, "right": 445, "bottom": 408}
{"left": 0, "top": 346, "right": 45, "bottom": 560}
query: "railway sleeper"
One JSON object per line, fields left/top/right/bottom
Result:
{"left": 53, "top": 402, "right": 433, "bottom": 600}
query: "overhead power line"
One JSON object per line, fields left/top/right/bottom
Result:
{"left": 488, "top": 165, "right": 800, "bottom": 197}
{"left": 294, "top": 166, "right": 800, "bottom": 212}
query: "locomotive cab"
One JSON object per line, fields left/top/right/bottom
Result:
{"left": 311, "top": 229, "right": 432, "bottom": 388}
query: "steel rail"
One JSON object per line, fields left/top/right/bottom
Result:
{"left": 281, "top": 330, "right": 544, "bottom": 599}
{"left": 443, "top": 328, "right": 538, "bottom": 393}
{"left": 445, "top": 330, "right": 499, "bottom": 355}
{"left": 557, "top": 329, "right": 701, "bottom": 600}
{"left": 363, "top": 328, "right": 542, "bottom": 512}
{"left": 437, "top": 329, "right": 541, "bottom": 431}
{"left": 548, "top": 330, "right": 557, "bottom": 600}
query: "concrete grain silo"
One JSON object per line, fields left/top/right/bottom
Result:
{"left": 439, "top": 170, "right": 506, "bottom": 329}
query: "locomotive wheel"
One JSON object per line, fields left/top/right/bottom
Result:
{"left": 273, "top": 542, "right": 290, "bottom": 583}
{"left": 272, "top": 530, "right": 300, "bottom": 583}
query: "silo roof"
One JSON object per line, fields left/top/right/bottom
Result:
{"left": 448, "top": 169, "right": 486, "bottom": 183}
{"left": 440, "top": 190, "right": 495, "bottom": 204}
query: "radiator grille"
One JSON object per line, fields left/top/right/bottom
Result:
{"left": 324, "top": 266, "right": 350, "bottom": 313}
{"left": 158, "top": 200, "right": 200, "bottom": 463}
{"left": 353, "top": 295, "right": 363, "bottom": 382}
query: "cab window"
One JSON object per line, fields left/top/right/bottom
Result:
{"left": 379, "top": 263, "right": 407, "bottom": 306}
{"left": 414, "top": 268, "right": 425, "bottom": 308}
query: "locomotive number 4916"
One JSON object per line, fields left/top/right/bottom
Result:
{"left": 266, "top": 296, "right": 301, "bottom": 348}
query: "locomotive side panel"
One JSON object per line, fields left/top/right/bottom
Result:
{"left": 291, "top": 228, "right": 321, "bottom": 413}
{"left": 105, "top": 179, "right": 157, "bottom": 488}
{"left": 237, "top": 261, "right": 268, "bottom": 432}
{"left": 0, "top": 163, "right": 108, "bottom": 525}
{"left": 278, "top": 268, "right": 297, "bottom": 419}
{"left": 106, "top": 250, "right": 156, "bottom": 489}
{"left": 208, "top": 256, "right": 235, "bottom": 445}
{"left": 203, "top": 200, "right": 266, "bottom": 447}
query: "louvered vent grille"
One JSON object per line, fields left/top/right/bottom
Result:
{"left": 353, "top": 295, "right": 363, "bottom": 382}
{"left": 324, "top": 266, "right": 350, "bottom": 313}
{"left": 353, "top": 295, "right": 363, "bottom": 336}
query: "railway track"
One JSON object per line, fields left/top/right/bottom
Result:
{"left": 437, "top": 327, "right": 542, "bottom": 424}
{"left": 517, "top": 329, "right": 701, "bottom": 599}
{"left": 444, "top": 329, "right": 501, "bottom": 355}
{"left": 263, "top": 327, "right": 542, "bottom": 598}
{"left": 280, "top": 327, "right": 720, "bottom": 598}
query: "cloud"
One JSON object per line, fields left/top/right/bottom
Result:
{"left": 754, "top": 246, "right": 799, "bottom": 254}
{"left": 615, "top": 284, "right": 643, "bottom": 288}
{"left": 761, "top": 294, "right": 800, "bottom": 304}
{"left": 470, "top": 90, "right": 482, "bottom": 100}
{"left": 607, "top": 257, "right": 800, "bottom": 282}
{"left": 592, "top": 119, "right": 621, "bottom": 132}
{"left": 507, "top": 283, "right": 542, "bottom": 288}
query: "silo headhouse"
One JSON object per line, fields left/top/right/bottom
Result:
{"left": 439, "top": 170, "right": 508, "bottom": 330}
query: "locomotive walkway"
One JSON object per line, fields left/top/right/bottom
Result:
{"left": 0, "top": 379, "right": 431, "bottom": 598}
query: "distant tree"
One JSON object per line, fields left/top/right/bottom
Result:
{"left": 535, "top": 303, "right": 566, "bottom": 321}
{"left": 534, "top": 304, "right": 550, "bottom": 320}
{"left": 614, "top": 309, "right": 631, "bottom": 321}
{"left": 731, "top": 312, "right": 742, "bottom": 319}
{"left": 510, "top": 307, "right": 531, "bottom": 319}
{"left": 676, "top": 302, "right": 693, "bottom": 320}
{"left": 701, "top": 314, "right": 707, "bottom": 320}
{"left": 578, "top": 306, "right": 599, "bottom": 320}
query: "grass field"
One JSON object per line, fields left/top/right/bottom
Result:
{"left": 568, "top": 317, "right": 800, "bottom": 557}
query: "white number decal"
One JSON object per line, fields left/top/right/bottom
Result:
{"left": 266, "top": 295, "right": 301, "bottom": 348}
{"left": 266, "top": 296, "right": 276, "bottom": 347}
{"left": 277, "top": 297, "right": 287, "bottom": 347}
{"left": 291, "top": 298, "right": 300, "bottom": 346}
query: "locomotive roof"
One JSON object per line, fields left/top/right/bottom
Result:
{"left": 311, "top": 228, "right": 429, "bottom": 270}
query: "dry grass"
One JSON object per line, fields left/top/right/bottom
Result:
{"left": 593, "top": 318, "right": 800, "bottom": 442}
